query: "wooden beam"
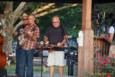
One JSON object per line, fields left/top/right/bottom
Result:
{"left": 32, "top": 3, "right": 55, "bottom": 14}
{"left": 35, "top": 4, "right": 78, "bottom": 17}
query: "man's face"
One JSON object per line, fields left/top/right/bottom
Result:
{"left": 28, "top": 15, "right": 35, "bottom": 25}
{"left": 52, "top": 17, "right": 60, "bottom": 28}
{"left": 22, "top": 16, "right": 28, "bottom": 25}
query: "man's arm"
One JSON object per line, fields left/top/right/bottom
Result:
{"left": 34, "top": 26, "right": 40, "bottom": 38}
{"left": 108, "top": 33, "right": 114, "bottom": 43}
{"left": 61, "top": 26, "right": 68, "bottom": 45}
{"left": 57, "top": 35, "right": 68, "bottom": 47}
{"left": 31, "top": 26, "right": 40, "bottom": 41}
{"left": 61, "top": 35, "right": 68, "bottom": 45}
{"left": 108, "top": 26, "right": 114, "bottom": 43}
{"left": 58, "top": 26, "right": 68, "bottom": 47}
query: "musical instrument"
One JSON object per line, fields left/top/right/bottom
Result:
{"left": 36, "top": 44, "right": 77, "bottom": 52}
{"left": 18, "top": 25, "right": 37, "bottom": 46}
{"left": 0, "top": 34, "right": 6, "bottom": 69}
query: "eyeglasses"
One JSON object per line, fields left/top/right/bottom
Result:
{"left": 52, "top": 21, "right": 59, "bottom": 23}
{"left": 23, "top": 19, "right": 28, "bottom": 20}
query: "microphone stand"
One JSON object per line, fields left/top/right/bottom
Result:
{"left": 39, "top": 41, "right": 44, "bottom": 77}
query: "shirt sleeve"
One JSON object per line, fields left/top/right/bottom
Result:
{"left": 109, "top": 26, "right": 114, "bottom": 34}
{"left": 62, "top": 26, "right": 68, "bottom": 35}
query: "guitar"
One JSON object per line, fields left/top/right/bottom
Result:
{"left": 37, "top": 43, "right": 77, "bottom": 52}
{"left": 0, "top": 34, "right": 6, "bottom": 69}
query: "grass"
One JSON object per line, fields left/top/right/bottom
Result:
{"left": 6, "top": 64, "right": 69, "bottom": 75}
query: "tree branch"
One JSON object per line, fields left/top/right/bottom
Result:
{"left": 13, "top": 2, "right": 26, "bottom": 24}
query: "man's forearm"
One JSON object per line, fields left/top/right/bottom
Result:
{"left": 44, "top": 36, "right": 49, "bottom": 44}
{"left": 61, "top": 35, "right": 68, "bottom": 45}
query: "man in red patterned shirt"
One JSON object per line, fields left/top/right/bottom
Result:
{"left": 18, "top": 14, "right": 40, "bottom": 77}
{"left": 21, "top": 19, "right": 40, "bottom": 50}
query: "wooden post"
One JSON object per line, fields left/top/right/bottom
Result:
{"left": 82, "top": 0, "right": 92, "bottom": 30}
{"left": 78, "top": 0, "right": 94, "bottom": 77}
{"left": 78, "top": 46, "right": 84, "bottom": 77}
{"left": 83, "top": 30, "right": 94, "bottom": 75}
{"left": 83, "top": 0, "right": 94, "bottom": 76}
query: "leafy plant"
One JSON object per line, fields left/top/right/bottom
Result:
{"left": 94, "top": 49, "right": 115, "bottom": 77}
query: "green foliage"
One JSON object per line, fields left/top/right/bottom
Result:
{"left": 0, "top": 2, "right": 5, "bottom": 13}
{"left": 37, "top": 5, "right": 82, "bottom": 39}
{"left": 96, "top": 3, "right": 115, "bottom": 14}
{"left": 24, "top": 2, "right": 38, "bottom": 14}
{"left": 92, "top": 3, "right": 115, "bottom": 29}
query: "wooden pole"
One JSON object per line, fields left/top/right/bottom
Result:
{"left": 78, "top": 0, "right": 94, "bottom": 77}
{"left": 83, "top": 0, "right": 94, "bottom": 75}
{"left": 82, "top": 0, "right": 92, "bottom": 30}
{"left": 78, "top": 46, "right": 84, "bottom": 77}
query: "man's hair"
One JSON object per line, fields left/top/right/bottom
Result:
{"left": 52, "top": 16, "right": 60, "bottom": 20}
{"left": 22, "top": 13, "right": 28, "bottom": 17}
{"left": 28, "top": 14, "right": 36, "bottom": 21}
{"left": 21, "top": 13, "right": 28, "bottom": 19}
{"left": 28, "top": 14, "right": 35, "bottom": 18}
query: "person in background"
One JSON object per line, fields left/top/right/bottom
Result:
{"left": 44, "top": 16, "right": 68, "bottom": 77}
{"left": 101, "top": 13, "right": 115, "bottom": 58}
{"left": 105, "top": 13, "right": 115, "bottom": 58}
{"left": 108, "top": 18, "right": 115, "bottom": 58}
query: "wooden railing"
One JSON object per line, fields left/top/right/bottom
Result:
{"left": 94, "top": 36, "right": 110, "bottom": 56}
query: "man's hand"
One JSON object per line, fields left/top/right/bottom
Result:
{"left": 13, "top": 32, "right": 18, "bottom": 37}
{"left": 27, "top": 30, "right": 34, "bottom": 37}
{"left": 57, "top": 42, "right": 63, "bottom": 47}
{"left": 45, "top": 41, "right": 49, "bottom": 45}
